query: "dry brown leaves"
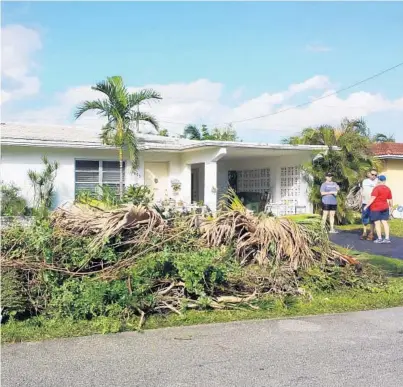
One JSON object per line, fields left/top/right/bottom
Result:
{"left": 51, "top": 203, "right": 165, "bottom": 250}
{"left": 199, "top": 211, "right": 327, "bottom": 270}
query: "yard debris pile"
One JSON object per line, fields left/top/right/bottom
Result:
{"left": 1, "top": 194, "right": 375, "bottom": 327}
{"left": 51, "top": 203, "right": 165, "bottom": 250}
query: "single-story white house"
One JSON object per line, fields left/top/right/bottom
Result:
{"left": 1, "top": 123, "right": 328, "bottom": 214}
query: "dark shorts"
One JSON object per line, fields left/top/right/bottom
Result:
{"left": 361, "top": 204, "right": 371, "bottom": 225}
{"left": 322, "top": 203, "right": 337, "bottom": 211}
{"left": 370, "top": 209, "right": 390, "bottom": 222}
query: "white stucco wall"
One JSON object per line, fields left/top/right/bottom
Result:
{"left": 1, "top": 144, "right": 314, "bottom": 213}
{"left": 181, "top": 148, "right": 225, "bottom": 211}
{"left": 1, "top": 145, "right": 139, "bottom": 208}
{"left": 217, "top": 152, "right": 313, "bottom": 212}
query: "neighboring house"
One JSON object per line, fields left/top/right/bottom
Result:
{"left": 1, "top": 123, "right": 328, "bottom": 214}
{"left": 372, "top": 142, "right": 403, "bottom": 206}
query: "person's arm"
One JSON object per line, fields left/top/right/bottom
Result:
{"left": 364, "top": 187, "right": 378, "bottom": 210}
{"left": 387, "top": 190, "right": 393, "bottom": 210}
{"left": 364, "top": 196, "right": 376, "bottom": 210}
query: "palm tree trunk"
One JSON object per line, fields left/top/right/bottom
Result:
{"left": 119, "top": 148, "right": 124, "bottom": 200}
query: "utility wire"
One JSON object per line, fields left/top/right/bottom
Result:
{"left": 222, "top": 61, "right": 403, "bottom": 125}
{"left": 156, "top": 61, "right": 403, "bottom": 127}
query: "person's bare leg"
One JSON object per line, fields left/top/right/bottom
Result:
{"left": 329, "top": 210, "right": 336, "bottom": 231}
{"left": 374, "top": 221, "right": 382, "bottom": 240}
{"left": 322, "top": 210, "right": 328, "bottom": 228}
{"left": 370, "top": 223, "right": 375, "bottom": 236}
{"left": 381, "top": 220, "right": 390, "bottom": 240}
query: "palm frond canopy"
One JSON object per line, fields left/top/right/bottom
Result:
{"left": 183, "top": 124, "right": 202, "bottom": 140}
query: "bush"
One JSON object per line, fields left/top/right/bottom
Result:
{"left": 75, "top": 184, "right": 153, "bottom": 209}
{"left": 0, "top": 182, "right": 29, "bottom": 216}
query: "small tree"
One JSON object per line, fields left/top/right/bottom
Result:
{"left": 75, "top": 76, "right": 161, "bottom": 199}
{"left": 28, "top": 156, "right": 58, "bottom": 215}
{"left": 183, "top": 124, "right": 238, "bottom": 141}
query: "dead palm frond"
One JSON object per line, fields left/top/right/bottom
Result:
{"left": 236, "top": 216, "right": 322, "bottom": 269}
{"left": 51, "top": 203, "right": 165, "bottom": 249}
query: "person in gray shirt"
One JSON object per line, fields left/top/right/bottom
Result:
{"left": 320, "top": 172, "right": 340, "bottom": 233}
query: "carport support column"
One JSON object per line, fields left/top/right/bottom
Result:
{"left": 204, "top": 147, "right": 227, "bottom": 213}
{"left": 204, "top": 162, "right": 218, "bottom": 212}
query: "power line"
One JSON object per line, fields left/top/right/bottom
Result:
{"left": 224, "top": 61, "right": 403, "bottom": 125}
{"left": 156, "top": 61, "right": 403, "bottom": 127}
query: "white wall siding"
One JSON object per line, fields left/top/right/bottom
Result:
{"left": 1, "top": 146, "right": 138, "bottom": 208}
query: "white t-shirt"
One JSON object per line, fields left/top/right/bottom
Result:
{"left": 361, "top": 178, "right": 378, "bottom": 204}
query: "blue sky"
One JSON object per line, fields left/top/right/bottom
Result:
{"left": 2, "top": 1, "right": 403, "bottom": 142}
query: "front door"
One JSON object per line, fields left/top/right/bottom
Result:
{"left": 191, "top": 168, "right": 199, "bottom": 203}
{"left": 144, "top": 162, "right": 169, "bottom": 202}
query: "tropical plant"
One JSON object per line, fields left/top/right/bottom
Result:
{"left": 210, "top": 124, "right": 238, "bottom": 141}
{"left": 28, "top": 156, "right": 59, "bottom": 215}
{"left": 283, "top": 118, "right": 380, "bottom": 222}
{"left": 124, "top": 184, "right": 154, "bottom": 206}
{"left": 157, "top": 128, "right": 169, "bottom": 137}
{"left": 371, "top": 133, "right": 395, "bottom": 143}
{"left": 182, "top": 124, "right": 238, "bottom": 141}
{"left": 75, "top": 76, "right": 162, "bottom": 198}
{"left": 0, "top": 182, "right": 29, "bottom": 216}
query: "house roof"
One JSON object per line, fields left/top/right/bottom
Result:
{"left": 1, "top": 122, "right": 329, "bottom": 153}
{"left": 371, "top": 142, "right": 403, "bottom": 159}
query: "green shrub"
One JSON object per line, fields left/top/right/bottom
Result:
{"left": 1, "top": 269, "right": 27, "bottom": 319}
{"left": 0, "top": 182, "right": 29, "bottom": 216}
{"left": 124, "top": 185, "right": 153, "bottom": 206}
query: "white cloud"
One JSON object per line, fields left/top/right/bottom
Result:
{"left": 4, "top": 75, "right": 403, "bottom": 141}
{"left": 306, "top": 43, "right": 332, "bottom": 53}
{"left": 1, "top": 24, "right": 42, "bottom": 105}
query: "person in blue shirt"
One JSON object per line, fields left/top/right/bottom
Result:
{"left": 320, "top": 172, "right": 340, "bottom": 233}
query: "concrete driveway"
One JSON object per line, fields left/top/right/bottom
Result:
{"left": 2, "top": 307, "right": 403, "bottom": 387}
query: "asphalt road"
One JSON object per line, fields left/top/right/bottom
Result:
{"left": 2, "top": 308, "right": 403, "bottom": 387}
{"left": 330, "top": 229, "right": 403, "bottom": 259}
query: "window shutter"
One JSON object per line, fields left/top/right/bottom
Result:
{"left": 75, "top": 160, "right": 100, "bottom": 193}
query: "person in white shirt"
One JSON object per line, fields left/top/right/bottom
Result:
{"left": 360, "top": 169, "right": 378, "bottom": 240}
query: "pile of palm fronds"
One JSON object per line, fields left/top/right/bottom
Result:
{"left": 51, "top": 203, "right": 165, "bottom": 250}
{"left": 1, "top": 190, "right": 366, "bottom": 327}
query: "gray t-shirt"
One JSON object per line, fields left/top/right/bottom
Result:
{"left": 320, "top": 181, "right": 340, "bottom": 205}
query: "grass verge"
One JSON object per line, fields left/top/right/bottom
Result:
{"left": 2, "top": 256, "right": 403, "bottom": 344}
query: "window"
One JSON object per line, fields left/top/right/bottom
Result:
{"left": 236, "top": 168, "right": 271, "bottom": 194}
{"left": 75, "top": 160, "right": 125, "bottom": 194}
{"left": 280, "top": 166, "right": 301, "bottom": 215}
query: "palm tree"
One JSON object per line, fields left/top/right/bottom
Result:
{"left": 183, "top": 124, "right": 238, "bottom": 141}
{"left": 75, "top": 76, "right": 161, "bottom": 198}
{"left": 372, "top": 133, "right": 395, "bottom": 143}
{"left": 183, "top": 124, "right": 203, "bottom": 140}
{"left": 283, "top": 118, "right": 380, "bottom": 222}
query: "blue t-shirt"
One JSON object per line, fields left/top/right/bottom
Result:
{"left": 320, "top": 181, "right": 340, "bottom": 205}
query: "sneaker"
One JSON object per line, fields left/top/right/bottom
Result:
{"left": 382, "top": 239, "right": 391, "bottom": 244}
{"left": 329, "top": 229, "right": 339, "bottom": 234}
{"left": 374, "top": 239, "right": 383, "bottom": 244}
{"left": 360, "top": 234, "right": 367, "bottom": 240}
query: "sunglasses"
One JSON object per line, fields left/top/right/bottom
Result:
{"left": 371, "top": 173, "right": 378, "bottom": 177}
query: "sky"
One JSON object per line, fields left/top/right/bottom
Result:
{"left": 1, "top": 1, "right": 403, "bottom": 142}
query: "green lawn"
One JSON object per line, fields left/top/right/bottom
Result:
{"left": 338, "top": 218, "right": 403, "bottom": 237}
{"left": 2, "top": 251, "right": 403, "bottom": 344}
